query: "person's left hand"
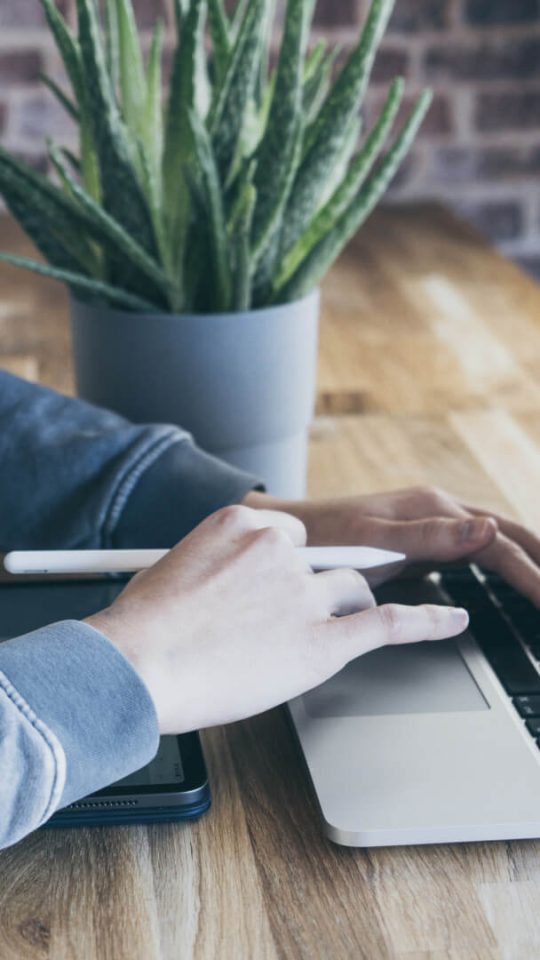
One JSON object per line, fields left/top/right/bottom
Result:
{"left": 243, "top": 486, "right": 540, "bottom": 606}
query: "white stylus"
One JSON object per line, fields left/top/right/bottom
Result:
{"left": 3, "top": 546, "right": 405, "bottom": 576}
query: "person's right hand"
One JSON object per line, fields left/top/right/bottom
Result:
{"left": 85, "top": 505, "right": 469, "bottom": 734}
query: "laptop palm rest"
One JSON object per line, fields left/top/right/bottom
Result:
{"left": 302, "top": 640, "right": 489, "bottom": 717}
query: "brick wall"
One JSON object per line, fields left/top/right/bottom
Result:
{"left": 0, "top": 0, "right": 539, "bottom": 277}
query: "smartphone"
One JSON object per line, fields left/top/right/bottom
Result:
{"left": 0, "top": 578, "right": 211, "bottom": 827}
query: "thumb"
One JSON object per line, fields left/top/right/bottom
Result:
{"left": 361, "top": 515, "right": 498, "bottom": 563}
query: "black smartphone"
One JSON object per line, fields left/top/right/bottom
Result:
{"left": 0, "top": 578, "right": 211, "bottom": 827}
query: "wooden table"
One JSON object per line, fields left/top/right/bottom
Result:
{"left": 1, "top": 205, "right": 539, "bottom": 959}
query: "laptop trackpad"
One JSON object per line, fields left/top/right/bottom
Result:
{"left": 303, "top": 640, "right": 489, "bottom": 717}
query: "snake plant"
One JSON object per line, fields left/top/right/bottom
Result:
{"left": 0, "top": 0, "right": 431, "bottom": 313}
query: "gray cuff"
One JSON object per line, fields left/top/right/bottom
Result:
{"left": 0, "top": 621, "right": 160, "bottom": 808}
{"left": 113, "top": 438, "right": 264, "bottom": 547}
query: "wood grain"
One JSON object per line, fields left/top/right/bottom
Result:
{"left": 0, "top": 205, "right": 539, "bottom": 959}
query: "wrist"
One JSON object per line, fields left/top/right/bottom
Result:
{"left": 85, "top": 607, "right": 148, "bottom": 691}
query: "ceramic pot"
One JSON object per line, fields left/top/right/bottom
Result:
{"left": 70, "top": 290, "right": 320, "bottom": 497}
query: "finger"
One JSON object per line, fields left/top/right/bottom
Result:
{"left": 471, "top": 533, "right": 540, "bottom": 607}
{"left": 463, "top": 503, "right": 540, "bottom": 566}
{"left": 357, "top": 515, "right": 497, "bottom": 563}
{"left": 247, "top": 508, "right": 308, "bottom": 547}
{"left": 315, "top": 568, "right": 376, "bottom": 617}
{"left": 325, "top": 602, "right": 469, "bottom": 665}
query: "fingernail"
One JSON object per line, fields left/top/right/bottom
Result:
{"left": 451, "top": 607, "right": 469, "bottom": 630}
{"left": 459, "top": 517, "right": 492, "bottom": 543}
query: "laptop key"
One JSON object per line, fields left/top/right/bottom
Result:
{"left": 481, "top": 645, "right": 540, "bottom": 696}
{"left": 514, "top": 695, "right": 540, "bottom": 718}
{"left": 526, "top": 719, "right": 540, "bottom": 738}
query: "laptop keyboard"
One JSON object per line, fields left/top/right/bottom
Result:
{"left": 440, "top": 566, "right": 540, "bottom": 746}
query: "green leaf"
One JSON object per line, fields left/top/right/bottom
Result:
{"left": 142, "top": 20, "right": 164, "bottom": 185}
{"left": 162, "top": 0, "right": 206, "bottom": 278}
{"left": 230, "top": 0, "right": 250, "bottom": 40}
{"left": 276, "top": 89, "right": 432, "bottom": 303}
{"left": 208, "top": 0, "right": 232, "bottom": 89}
{"left": 61, "top": 147, "right": 82, "bottom": 174}
{"left": 210, "top": 0, "right": 266, "bottom": 182}
{"left": 39, "top": 0, "right": 85, "bottom": 102}
{"left": 189, "top": 109, "right": 231, "bottom": 311}
{"left": 80, "top": 118, "right": 101, "bottom": 202}
{"left": 137, "top": 144, "right": 171, "bottom": 285}
{"left": 252, "top": 0, "right": 311, "bottom": 252}
{"left": 303, "top": 39, "right": 326, "bottom": 83}
{"left": 0, "top": 146, "right": 96, "bottom": 273}
{"left": 0, "top": 253, "right": 162, "bottom": 312}
{"left": 114, "top": 0, "right": 147, "bottom": 139}
{"left": 76, "top": 0, "right": 158, "bottom": 289}
{"left": 230, "top": 182, "right": 256, "bottom": 310}
{"left": 39, "top": 73, "right": 80, "bottom": 121}
{"left": 252, "top": 116, "right": 303, "bottom": 271}
{"left": 276, "top": 78, "right": 404, "bottom": 289}
{"left": 38, "top": 1, "right": 100, "bottom": 202}
{"left": 48, "top": 141, "right": 173, "bottom": 305}
{"left": 105, "top": 0, "right": 120, "bottom": 91}
{"left": 302, "top": 44, "right": 340, "bottom": 126}
{"left": 280, "top": 0, "right": 395, "bottom": 257}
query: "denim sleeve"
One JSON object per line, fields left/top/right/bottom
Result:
{"left": 0, "top": 368, "right": 262, "bottom": 551}
{"left": 0, "top": 369, "right": 262, "bottom": 848}
{"left": 0, "top": 620, "right": 159, "bottom": 849}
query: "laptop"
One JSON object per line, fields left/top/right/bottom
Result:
{"left": 288, "top": 565, "right": 540, "bottom": 847}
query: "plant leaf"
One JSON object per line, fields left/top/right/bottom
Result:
{"left": 276, "top": 89, "right": 432, "bottom": 303}
{"left": 38, "top": 1, "right": 100, "bottom": 202}
{"left": 114, "top": 0, "right": 147, "bottom": 139}
{"left": 39, "top": 0, "right": 85, "bottom": 101}
{"left": 48, "top": 141, "right": 173, "bottom": 305}
{"left": 76, "top": 0, "right": 158, "bottom": 290}
{"left": 0, "top": 253, "right": 162, "bottom": 312}
{"left": 162, "top": 0, "right": 206, "bottom": 280}
{"left": 230, "top": 182, "right": 256, "bottom": 310}
{"left": 252, "top": 0, "right": 310, "bottom": 252}
{"left": 302, "top": 44, "right": 340, "bottom": 127}
{"left": 280, "top": 0, "right": 395, "bottom": 258}
{"left": 39, "top": 73, "right": 80, "bottom": 121}
{"left": 143, "top": 20, "right": 164, "bottom": 185}
{"left": 230, "top": 0, "right": 250, "bottom": 40}
{"left": 189, "top": 109, "right": 231, "bottom": 311}
{"left": 105, "top": 0, "right": 120, "bottom": 91}
{"left": 0, "top": 146, "right": 96, "bottom": 273}
{"left": 210, "top": 0, "right": 266, "bottom": 182}
{"left": 208, "top": 0, "right": 232, "bottom": 89}
{"left": 252, "top": 115, "right": 303, "bottom": 274}
{"left": 276, "top": 78, "right": 404, "bottom": 289}
{"left": 61, "top": 147, "right": 82, "bottom": 174}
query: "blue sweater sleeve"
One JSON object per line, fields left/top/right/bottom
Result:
{"left": 0, "top": 369, "right": 263, "bottom": 848}
{"left": 0, "top": 368, "right": 261, "bottom": 550}
{"left": 0, "top": 620, "right": 159, "bottom": 849}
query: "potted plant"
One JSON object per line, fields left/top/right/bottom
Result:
{"left": 0, "top": 0, "right": 430, "bottom": 496}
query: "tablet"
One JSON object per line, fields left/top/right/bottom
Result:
{"left": 0, "top": 578, "right": 211, "bottom": 827}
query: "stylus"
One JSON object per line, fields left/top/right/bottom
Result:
{"left": 3, "top": 546, "right": 405, "bottom": 575}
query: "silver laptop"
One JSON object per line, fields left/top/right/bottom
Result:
{"left": 288, "top": 566, "right": 540, "bottom": 847}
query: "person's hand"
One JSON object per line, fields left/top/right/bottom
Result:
{"left": 85, "top": 505, "right": 468, "bottom": 734}
{"left": 243, "top": 487, "right": 540, "bottom": 606}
